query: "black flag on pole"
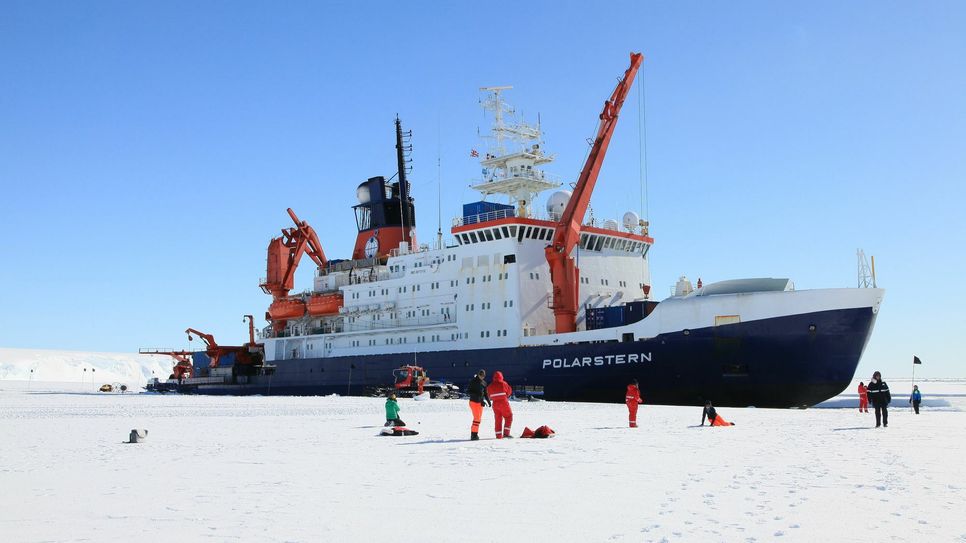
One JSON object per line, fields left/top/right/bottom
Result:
{"left": 913, "top": 356, "right": 922, "bottom": 365}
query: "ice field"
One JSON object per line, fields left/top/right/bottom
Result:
{"left": 1, "top": 373, "right": 963, "bottom": 542}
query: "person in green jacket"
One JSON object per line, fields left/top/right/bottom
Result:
{"left": 385, "top": 393, "right": 406, "bottom": 427}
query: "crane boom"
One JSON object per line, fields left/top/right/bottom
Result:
{"left": 545, "top": 52, "right": 643, "bottom": 333}
{"left": 261, "top": 208, "right": 342, "bottom": 334}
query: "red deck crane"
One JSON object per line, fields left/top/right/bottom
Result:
{"left": 260, "top": 208, "right": 343, "bottom": 333}
{"left": 186, "top": 326, "right": 262, "bottom": 368}
{"left": 545, "top": 52, "right": 644, "bottom": 334}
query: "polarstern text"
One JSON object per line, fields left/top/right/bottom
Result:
{"left": 542, "top": 353, "right": 653, "bottom": 369}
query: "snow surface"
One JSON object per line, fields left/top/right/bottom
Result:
{"left": 1, "top": 376, "right": 964, "bottom": 542}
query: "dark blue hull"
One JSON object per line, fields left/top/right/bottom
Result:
{"left": 166, "top": 307, "right": 876, "bottom": 408}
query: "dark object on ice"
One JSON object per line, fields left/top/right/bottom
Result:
{"left": 470, "top": 432, "right": 479, "bottom": 440}
{"left": 129, "top": 429, "right": 148, "bottom": 443}
{"left": 520, "top": 425, "right": 555, "bottom": 438}
{"left": 379, "top": 426, "right": 418, "bottom": 436}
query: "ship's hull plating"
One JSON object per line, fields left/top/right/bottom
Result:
{"left": 169, "top": 306, "right": 877, "bottom": 408}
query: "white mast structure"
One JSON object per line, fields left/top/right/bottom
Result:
{"left": 471, "top": 86, "right": 560, "bottom": 218}
{"left": 857, "top": 249, "right": 877, "bottom": 288}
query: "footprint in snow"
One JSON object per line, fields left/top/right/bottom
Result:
{"left": 774, "top": 530, "right": 785, "bottom": 537}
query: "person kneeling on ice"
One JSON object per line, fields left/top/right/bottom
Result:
{"left": 487, "top": 371, "right": 513, "bottom": 439}
{"left": 384, "top": 393, "right": 405, "bottom": 427}
{"left": 626, "top": 378, "right": 643, "bottom": 427}
{"left": 701, "top": 401, "right": 735, "bottom": 426}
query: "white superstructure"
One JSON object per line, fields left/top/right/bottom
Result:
{"left": 263, "top": 89, "right": 653, "bottom": 363}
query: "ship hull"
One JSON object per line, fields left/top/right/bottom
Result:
{"left": 164, "top": 305, "right": 877, "bottom": 408}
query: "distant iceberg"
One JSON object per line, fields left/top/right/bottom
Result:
{"left": 0, "top": 348, "right": 172, "bottom": 391}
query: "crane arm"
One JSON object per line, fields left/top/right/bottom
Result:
{"left": 263, "top": 208, "right": 329, "bottom": 300}
{"left": 545, "top": 52, "right": 643, "bottom": 333}
{"left": 286, "top": 208, "right": 328, "bottom": 269}
{"left": 185, "top": 328, "right": 217, "bottom": 349}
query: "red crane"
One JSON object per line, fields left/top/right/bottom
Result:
{"left": 138, "top": 349, "right": 194, "bottom": 380}
{"left": 186, "top": 326, "right": 262, "bottom": 368}
{"left": 545, "top": 52, "right": 644, "bottom": 334}
{"left": 261, "top": 208, "right": 343, "bottom": 333}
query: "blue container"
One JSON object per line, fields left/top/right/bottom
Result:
{"left": 192, "top": 351, "right": 236, "bottom": 372}
{"left": 586, "top": 306, "right": 626, "bottom": 330}
{"left": 462, "top": 201, "right": 514, "bottom": 224}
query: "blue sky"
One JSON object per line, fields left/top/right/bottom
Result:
{"left": 1, "top": 1, "right": 963, "bottom": 378}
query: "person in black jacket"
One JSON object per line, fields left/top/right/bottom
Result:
{"left": 466, "top": 370, "right": 490, "bottom": 440}
{"left": 866, "top": 370, "right": 891, "bottom": 428}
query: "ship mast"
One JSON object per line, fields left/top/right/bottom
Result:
{"left": 471, "top": 87, "right": 560, "bottom": 218}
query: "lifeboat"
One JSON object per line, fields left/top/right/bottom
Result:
{"left": 268, "top": 298, "right": 306, "bottom": 322}
{"left": 305, "top": 292, "right": 343, "bottom": 316}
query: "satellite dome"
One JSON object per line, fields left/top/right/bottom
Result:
{"left": 546, "top": 190, "right": 572, "bottom": 218}
{"left": 356, "top": 183, "right": 371, "bottom": 204}
{"left": 622, "top": 211, "right": 640, "bottom": 232}
{"left": 603, "top": 219, "right": 620, "bottom": 231}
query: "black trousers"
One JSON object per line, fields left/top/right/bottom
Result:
{"left": 874, "top": 405, "right": 888, "bottom": 426}
{"left": 385, "top": 418, "right": 406, "bottom": 427}
{"left": 913, "top": 401, "right": 921, "bottom": 414}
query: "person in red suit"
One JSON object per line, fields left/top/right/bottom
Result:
{"left": 858, "top": 381, "right": 869, "bottom": 413}
{"left": 626, "top": 379, "right": 643, "bottom": 427}
{"left": 486, "top": 371, "right": 514, "bottom": 439}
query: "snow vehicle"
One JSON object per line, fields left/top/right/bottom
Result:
{"left": 368, "top": 365, "right": 460, "bottom": 399}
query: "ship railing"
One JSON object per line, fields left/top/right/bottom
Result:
{"left": 479, "top": 169, "right": 562, "bottom": 184}
{"left": 388, "top": 243, "right": 435, "bottom": 258}
{"left": 452, "top": 209, "right": 567, "bottom": 227}
{"left": 452, "top": 208, "right": 517, "bottom": 227}
{"left": 138, "top": 347, "right": 191, "bottom": 354}
{"left": 343, "top": 314, "right": 454, "bottom": 332}
{"left": 323, "top": 270, "right": 397, "bottom": 288}
{"left": 320, "top": 257, "right": 381, "bottom": 275}
{"left": 185, "top": 376, "right": 231, "bottom": 385}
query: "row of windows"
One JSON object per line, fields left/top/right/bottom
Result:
{"left": 578, "top": 277, "right": 628, "bottom": 287}
{"left": 465, "top": 301, "right": 511, "bottom": 311}
{"left": 579, "top": 233, "right": 648, "bottom": 254}
{"left": 350, "top": 330, "right": 513, "bottom": 345}
{"left": 457, "top": 224, "right": 555, "bottom": 245}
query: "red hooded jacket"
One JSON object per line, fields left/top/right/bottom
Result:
{"left": 626, "top": 383, "right": 642, "bottom": 404}
{"left": 487, "top": 371, "right": 512, "bottom": 406}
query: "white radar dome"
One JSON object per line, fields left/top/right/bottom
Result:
{"left": 603, "top": 219, "right": 620, "bottom": 231}
{"left": 356, "top": 184, "right": 371, "bottom": 204}
{"left": 622, "top": 211, "right": 640, "bottom": 232}
{"left": 546, "top": 190, "right": 572, "bottom": 218}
